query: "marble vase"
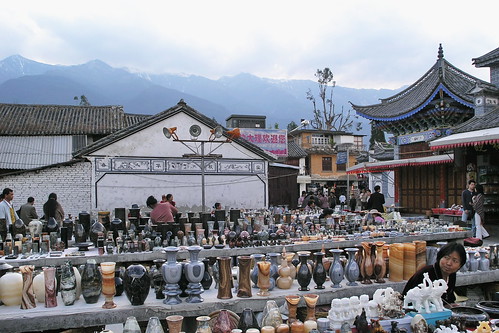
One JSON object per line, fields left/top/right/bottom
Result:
{"left": 312, "top": 252, "right": 327, "bottom": 289}
{"left": 251, "top": 254, "right": 265, "bottom": 288}
{"left": 373, "top": 242, "right": 386, "bottom": 283}
{"left": 196, "top": 316, "right": 213, "bottom": 333}
{"left": 285, "top": 295, "right": 301, "bottom": 324}
{"left": 238, "top": 308, "right": 259, "bottom": 332}
{"left": 123, "top": 316, "right": 141, "bottom": 333}
{"left": 389, "top": 243, "right": 404, "bottom": 282}
{"left": 81, "top": 259, "right": 102, "bottom": 304}
{"left": 60, "top": 261, "right": 77, "bottom": 306}
{"left": 162, "top": 246, "right": 182, "bottom": 305}
{"left": 184, "top": 245, "right": 205, "bottom": 303}
{"left": 297, "top": 253, "right": 312, "bottom": 291}
{"left": 360, "top": 243, "right": 373, "bottom": 284}
{"left": 257, "top": 260, "right": 271, "bottom": 296}
{"left": 20, "top": 265, "right": 36, "bottom": 309}
{"left": 403, "top": 242, "right": 416, "bottom": 280}
{"left": 344, "top": 248, "right": 360, "bottom": 286}
{"left": 44, "top": 267, "right": 57, "bottom": 308}
{"left": 237, "top": 256, "right": 252, "bottom": 297}
{"left": 124, "top": 263, "right": 150, "bottom": 305}
{"left": 478, "top": 249, "right": 490, "bottom": 271}
{"left": 217, "top": 256, "right": 233, "bottom": 299}
{"left": 0, "top": 272, "right": 23, "bottom": 306}
{"left": 468, "top": 251, "right": 479, "bottom": 272}
{"left": 101, "top": 262, "right": 117, "bottom": 309}
{"left": 277, "top": 254, "right": 293, "bottom": 289}
{"left": 166, "top": 315, "right": 183, "bottom": 333}
{"left": 329, "top": 249, "right": 344, "bottom": 288}
{"left": 304, "top": 293, "right": 319, "bottom": 321}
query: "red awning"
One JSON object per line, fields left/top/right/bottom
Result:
{"left": 430, "top": 127, "right": 499, "bottom": 150}
{"left": 346, "top": 154, "right": 454, "bottom": 174}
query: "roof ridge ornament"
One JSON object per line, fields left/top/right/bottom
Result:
{"left": 437, "top": 43, "right": 444, "bottom": 60}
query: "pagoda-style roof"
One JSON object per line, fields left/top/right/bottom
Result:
{"left": 473, "top": 47, "right": 499, "bottom": 68}
{"left": 351, "top": 45, "right": 492, "bottom": 122}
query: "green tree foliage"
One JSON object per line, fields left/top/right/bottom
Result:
{"left": 306, "top": 67, "right": 360, "bottom": 132}
{"left": 74, "top": 95, "right": 91, "bottom": 106}
{"left": 369, "top": 121, "right": 386, "bottom": 149}
{"left": 287, "top": 121, "right": 298, "bottom": 132}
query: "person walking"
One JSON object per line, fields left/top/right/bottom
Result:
{"left": 360, "top": 189, "right": 371, "bottom": 210}
{"left": 43, "top": 193, "right": 65, "bottom": 226}
{"left": 339, "top": 193, "right": 346, "bottom": 211}
{"left": 472, "top": 184, "right": 489, "bottom": 240}
{"left": 367, "top": 185, "right": 385, "bottom": 213}
{"left": 0, "top": 188, "right": 19, "bottom": 240}
{"left": 349, "top": 193, "right": 357, "bottom": 211}
{"left": 19, "top": 196, "right": 38, "bottom": 225}
{"left": 462, "top": 180, "right": 476, "bottom": 236}
{"left": 297, "top": 191, "right": 307, "bottom": 208}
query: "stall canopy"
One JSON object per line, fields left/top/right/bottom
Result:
{"left": 429, "top": 127, "right": 499, "bottom": 150}
{"left": 346, "top": 154, "right": 454, "bottom": 174}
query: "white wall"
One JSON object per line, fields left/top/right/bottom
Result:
{"left": 93, "top": 173, "right": 267, "bottom": 213}
{"left": 0, "top": 161, "right": 92, "bottom": 218}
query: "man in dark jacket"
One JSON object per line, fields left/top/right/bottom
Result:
{"left": 461, "top": 180, "right": 476, "bottom": 236}
{"left": 366, "top": 185, "right": 385, "bottom": 212}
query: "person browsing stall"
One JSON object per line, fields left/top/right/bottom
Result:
{"left": 402, "top": 242, "right": 466, "bottom": 306}
{"left": 146, "top": 195, "right": 178, "bottom": 224}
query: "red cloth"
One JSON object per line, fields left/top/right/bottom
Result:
{"left": 150, "top": 202, "right": 178, "bottom": 223}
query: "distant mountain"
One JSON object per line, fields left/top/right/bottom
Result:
{"left": 0, "top": 55, "right": 401, "bottom": 138}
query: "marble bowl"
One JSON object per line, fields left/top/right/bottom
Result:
{"left": 450, "top": 306, "right": 489, "bottom": 328}
{"left": 476, "top": 301, "right": 499, "bottom": 319}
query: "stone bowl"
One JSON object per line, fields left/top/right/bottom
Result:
{"left": 476, "top": 301, "right": 499, "bottom": 319}
{"left": 450, "top": 306, "right": 489, "bottom": 328}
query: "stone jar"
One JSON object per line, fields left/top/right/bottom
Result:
{"left": 151, "top": 259, "right": 166, "bottom": 299}
{"left": 312, "top": 252, "right": 326, "bottom": 289}
{"left": 238, "top": 308, "right": 259, "bottom": 332}
{"left": 196, "top": 316, "right": 213, "bottom": 333}
{"left": 329, "top": 248, "right": 344, "bottom": 288}
{"left": 297, "top": 253, "right": 312, "bottom": 291}
{"left": 162, "top": 246, "right": 182, "bottom": 305}
{"left": 81, "top": 259, "right": 102, "bottom": 304}
{"left": 213, "top": 309, "right": 236, "bottom": 333}
{"left": 123, "top": 316, "right": 141, "bottom": 333}
{"left": 237, "top": 256, "right": 252, "bottom": 298}
{"left": 90, "top": 220, "right": 107, "bottom": 247}
{"left": 184, "top": 245, "right": 205, "bottom": 303}
{"left": 45, "top": 217, "right": 59, "bottom": 234}
{"left": 467, "top": 251, "right": 479, "bottom": 272}
{"left": 124, "top": 263, "right": 150, "bottom": 305}
{"left": 60, "top": 261, "right": 77, "bottom": 306}
{"left": 344, "top": 248, "right": 360, "bottom": 286}
{"left": 201, "top": 258, "right": 213, "bottom": 290}
{"left": 217, "top": 256, "right": 233, "bottom": 299}
{"left": 0, "top": 271, "right": 23, "bottom": 306}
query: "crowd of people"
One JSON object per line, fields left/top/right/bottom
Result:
{"left": 297, "top": 185, "right": 386, "bottom": 215}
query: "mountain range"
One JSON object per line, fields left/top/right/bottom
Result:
{"left": 0, "top": 55, "right": 401, "bottom": 137}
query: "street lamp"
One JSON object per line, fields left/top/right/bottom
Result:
{"left": 163, "top": 124, "right": 240, "bottom": 212}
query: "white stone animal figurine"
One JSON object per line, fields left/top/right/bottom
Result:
{"left": 373, "top": 287, "right": 394, "bottom": 305}
{"left": 403, "top": 284, "right": 423, "bottom": 311}
{"left": 350, "top": 296, "right": 362, "bottom": 318}
{"left": 418, "top": 273, "right": 434, "bottom": 314}
{"left": 328, "top": 298, "right": 344, "bottom": 330}
{"left": 429, "top": 279, "right": 448, "bottom": 312}
{"left": 434, "top": 324, "right": 459, "bottom": 333}
{"left": 368, "top": 300, "right": 379, "bottom": 318}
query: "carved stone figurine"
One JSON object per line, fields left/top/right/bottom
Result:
{"left": 371, "top": 319, "right": 387, "bottom": 333}
{"left": 411, "top": 314, "right": 429, "bottom": 333}
{"left": 472, "top": 321, "right": 492, "bottom": 333}
{"left": 353, "top": 309, "right": 369, "bottom": 333}
{"left": 391, "top": 321, "right": 407, "bottom": 333}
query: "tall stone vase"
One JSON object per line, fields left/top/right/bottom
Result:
{"left": 101, "top": 262, "right": 116, "bottom": 309}
{"left": 201, "top": 258, "right": 213, "bottom": 290}
{"left": 60, "top": 261, "right": 77, "bottom": 306}
{"left": 361, "top": 242, "right": 373, "bottom": 284}
{"left": 185, "top": 245, "right": 205, "bottom": 303}
{"left": 276, "top": 254, "right": 293, "bottom": 289}
{"left": 312, "top": 252, "right": 326, "bottom": 289}
{"left": 257, "top": 260, "right": 271, "bottom": 296}
{"left": 162, "top": 246, "right": 182, "bottom": 305}
{"left": 217, "top": 256, "right": 233, "bottom": 299}
{"left": 374, "top": 241, "right": 386, "bottom": 283}
{"left": 285, "top": 295, "right": 301, "bottom": 324}
{"left": 20, "top": 265, "right": 36, "bottom": 309}
{"left": 344, "top": 248, "right": 359, "bottom": 286}
{"left": 44, "top": 267, "right": 57, "bottom": 308}
{"left": 468, "top": 251, "right": 479, "bottom": 272}
{"left": 355, "top": 244, "right": 365, "bottom": 282}
{"left": 329, "top": 249, "right": 344, "bottom": 288}
{"left": 237, "top": 256, "right": 252, "bottom": 298}
{"left": 81, "top": 259, "right": 102, "bottom": 304}
{"left": 304, "top": 293, "right": 319, "bottom": 321}
{"left": 479, "top": 249, "right": 490, "bottom": 271}
{"left": 297, "top": 252, "right": 312, "bottom": 291}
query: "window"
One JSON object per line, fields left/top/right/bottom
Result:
{"left": 322, "top": 157, "right": 332, "bottom": 171}
{"left": 337, "top": 163, "right": 346, "bottom": 171}
{"left": 312, "top": 134, "right": 329, "bottom": 145}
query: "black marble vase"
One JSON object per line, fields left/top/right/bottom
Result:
{"left": 124, "top": 263, "right": 150, "bottom": 305}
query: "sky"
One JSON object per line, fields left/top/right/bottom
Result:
{"left": 1, "top": 0, "right": 497, "bottom": 89}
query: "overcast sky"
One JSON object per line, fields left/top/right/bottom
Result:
{"left": 1, "top": 0, "right": 497, "bottom": 89}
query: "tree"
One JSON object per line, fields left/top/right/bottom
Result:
{"left": 74, "top": 95, "right": 91, "bottom": 106}
{"left": 287, "top": 121, "right": 298, "bottom": 132}
{"left": 306, "top": 67, "right": 359, "bottom": 132}
{"left": 369, "top": 121, "right": 386, "bottom": 149}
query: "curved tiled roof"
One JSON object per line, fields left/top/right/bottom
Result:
{"left": 0, "top": 103, "right": 126, "bottom": 135}
{"left": 473, "top": 47, "right": 499, "bottom": 67}
{"left": 452, "top": 106, "right": 499, "bottom": 134}
{"left": 351, "top": 51, "right": 492, "bottom": 121}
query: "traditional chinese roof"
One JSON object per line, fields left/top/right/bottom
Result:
{"left": 351, "top": 45, "right": 493, "bottom": 122}
{"left": 473, "top": 47, "right": 499, "bottom": 68}
{"left": 452, "top": 105, "right": 499, "bottom": 134}
{"left": 75, "top": 100, "right": 276, "bottom": 161}
{"left": 0, "top": 103, "right": 127, "bottom": 136}
{"left": 287, "top": 141, "right": 307, "bottom": 158}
